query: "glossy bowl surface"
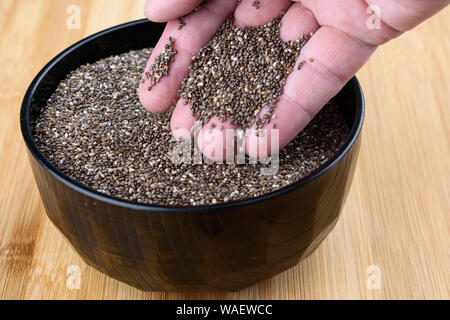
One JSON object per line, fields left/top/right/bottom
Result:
{"left": 20, "top": 19, "right": 364, "bottom": 291}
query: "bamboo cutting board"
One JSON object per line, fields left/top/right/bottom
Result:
{"left": 0, "top": 0, "right": 448, "bottom": 299}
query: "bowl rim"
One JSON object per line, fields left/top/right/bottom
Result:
{"left": 20, "top": 19, "right": 365, "bottom": 213}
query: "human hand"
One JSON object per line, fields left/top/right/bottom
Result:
{"left": 139, "top": 0, "right": 448, "bottom": 160}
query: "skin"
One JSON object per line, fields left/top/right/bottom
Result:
{"left": 140, "top": 0, "right": 448, "bottom": 160}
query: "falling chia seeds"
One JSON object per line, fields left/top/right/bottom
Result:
{"left": 143, "top": 37, "right": 176, "bottom": 90}
{"left": 33, "top": 48, "right": 350, "bottom": 206}
{"left": 179, "top": 15, "right": 311, "bottom": 129}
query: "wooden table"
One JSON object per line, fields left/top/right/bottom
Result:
{"left": 0, "top": 0, "right": 448, "bottom": 300}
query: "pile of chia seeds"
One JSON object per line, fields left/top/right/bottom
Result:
{"left": 179, "top": 16, "right": 310, "bottom": 129}
{"left": 33, "top": 48, "right": 350, "bottom": 206}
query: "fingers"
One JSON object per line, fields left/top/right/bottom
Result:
{"left": 281, "top": 3, "right": 376, "bottom": 114}
{"left": 144, "top": 0, "right": 203, "bottom": 22}
{"left": 169, "top": 0, "right": 375, "bottom": 160}
{"left": 160, "top": 0, "right": 447, "bottom": 161}
{"left": 246, "top": 3, "right": 376, "bottom": 158}
{"left": 139, "top": 0, "right": 237, "bottom": 114}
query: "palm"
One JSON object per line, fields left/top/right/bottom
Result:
{"left": 139, "top": 0, "right": 448, "bottom": 160}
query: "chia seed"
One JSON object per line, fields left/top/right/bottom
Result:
{"left": 177, "top": 17, "right": 185, "bottom": 30}
{"left": 179, "top": 15, "right": 311, "bottom": 129}
{"left": 33, "top": 49, "right": 349, "bottom": 206}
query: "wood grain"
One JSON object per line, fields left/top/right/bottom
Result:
{"left": 0, "top": 0, "right": 448, "bottom": 299}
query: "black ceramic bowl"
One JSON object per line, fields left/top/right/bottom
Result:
{"left": 20, "top": 19, "right": 364, "bottom": 291}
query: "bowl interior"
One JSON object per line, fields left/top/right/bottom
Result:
{"left": 20, "top": 19, "right": 364, "bottom": 210}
